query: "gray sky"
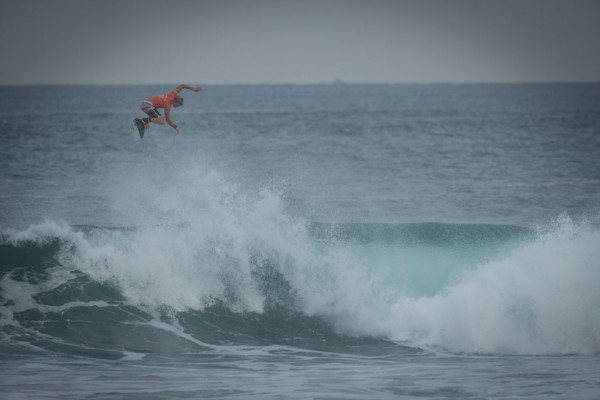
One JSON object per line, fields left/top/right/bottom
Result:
{"left": 1, "top": 0, "right": 599, "bottom": 84}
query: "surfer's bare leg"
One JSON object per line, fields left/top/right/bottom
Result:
{"left": 140, "top": 116, "right": 164, "bottom": 129}
{"left": 147, "top": 116, "right": 164, "bottom": 125}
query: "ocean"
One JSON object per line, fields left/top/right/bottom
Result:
{"left": 1, "top": 84, "right": 599, "bottom": 399}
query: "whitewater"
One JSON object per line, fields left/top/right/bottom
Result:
{"left": 1, "top": 84, "right": 600, "bottom": 399}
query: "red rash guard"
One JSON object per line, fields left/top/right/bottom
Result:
{"left": 147, "top": 87, "right": 182, "bottom": 110}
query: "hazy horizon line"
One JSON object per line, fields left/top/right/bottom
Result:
{"left": 2, "top": 80, "right": 600, "bottom": 87}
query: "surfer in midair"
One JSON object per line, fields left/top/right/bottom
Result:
{"left": 138, "top": 84, "right": 202, "bottom": 134}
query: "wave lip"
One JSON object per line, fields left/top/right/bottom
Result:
{"left": 309, "top": 221, "right": 532, "bottom": 246}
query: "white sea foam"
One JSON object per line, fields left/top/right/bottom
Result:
{"left": 385, "top": 215, "right": 600, "bottom": 354}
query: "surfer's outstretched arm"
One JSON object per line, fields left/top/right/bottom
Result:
{"left": 176, "top": 84, "right": 202, "bottom": 92}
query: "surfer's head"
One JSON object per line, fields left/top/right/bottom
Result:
{"left": 173, "top": 95, "right": 184, "bottom": 107}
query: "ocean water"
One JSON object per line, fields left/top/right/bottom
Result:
{"left": 1, "top": 84, "right": 599, "bottom": 399}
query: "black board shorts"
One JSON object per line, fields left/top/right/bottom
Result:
{"left": 141, "top": 101, "right": 161, "bottom": 118}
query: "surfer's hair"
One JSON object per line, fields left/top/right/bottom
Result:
{"left": 175, "top": 95, "right": 184, "bottom": 106}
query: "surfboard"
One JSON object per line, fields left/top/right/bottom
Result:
{"left": 130, "top": 118, "right": 145, "bottom": 140}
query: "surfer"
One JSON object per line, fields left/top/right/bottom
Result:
{"left": 139, "top": 84, "right": 202, "bottom": 134}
